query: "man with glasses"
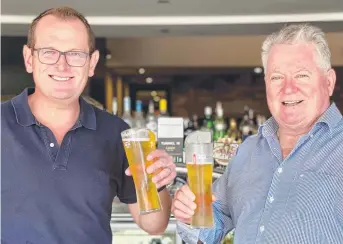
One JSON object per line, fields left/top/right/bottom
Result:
{"left": 1, "top": 6, "right": 176, "bottom": 244}
{"left": 33, "top": 48, "right": 91, "bottom": 68}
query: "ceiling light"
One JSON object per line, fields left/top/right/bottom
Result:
{"left": 151, "top": 91, "right": 157, "bottom": 97}
{"left": 138, "top": 68, "right": 145, "bottom": 74}
{"left": 254, "top": 67, "right": 263, "bottom": 74}
{"left": 2, "top": 13, "right": 343, "bottom": 25}
{"left": 146, "top": 77, "right": 153, "bottom": 84}
{"left": 106, "top": 54, "right": 112, "bottom": 59}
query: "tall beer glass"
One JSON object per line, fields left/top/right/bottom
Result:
{"left": 121, "top": 128, "right": 162, "bottom": 214}
{"left": 185, "top": 142, "right": 214, "bottom": 228}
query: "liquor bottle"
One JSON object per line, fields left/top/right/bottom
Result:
{"left": 146, "top": 100, "right": 158, "bottom": 136}
{"left": 213, "top": 102, "right": 227, "bottom": 141}
{"left": 227, "top": 118, "right": 242, "bottom": 143}
{"left": 112, "top": 97, "right": 118, "bottom": 115}
{"left": 184, "top": 114, "right": 199, "bottom": 138}
{"left": 121, "top": 96, "right": 133, "bottom": 128}
{"left": 201, "top": 106, "right": 214, "bottom": 136}
{"left": 256, "top": 114, "right": 266, "bottom": 128}
{"left": 158, "top": 98, "right": 169, "bottom": 117}
{"left": 239, "top": 109, "right": 250, "bottom": 141}
{"left": 192, "top": 114, "right": 199, "bottom": 131}
{"left": 248, "top": 108, "right": 257, "bottom": 135}
{"left": 133, "top": 100, "right": 146, "bottom": 128}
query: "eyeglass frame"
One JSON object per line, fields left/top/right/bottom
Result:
{"left": 32, "top": 47, "right": 92, "bottom": 67}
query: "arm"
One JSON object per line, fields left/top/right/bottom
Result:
{"left": 128, "top": 188, "right": 172, "bottom": 235}
{"left": 174, "top": 162, "right": 234, "bottom": 244}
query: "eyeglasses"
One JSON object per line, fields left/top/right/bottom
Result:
{"left": 33, "top": 48, "right": 90, "bottom": 67}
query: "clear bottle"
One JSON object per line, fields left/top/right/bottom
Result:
{"left": 134, "top": 100, "right": 146, "bottom": 128}
{"left": 184, "top": 114, "right": 199, "bottom": 138}
{"left": 112, "top": 97, "right": 118, "bottom": 115}
{"left": 121, "top": 96, "right": 133, "bottom": 128}
{"left": 146, "top": 100, "right": 158, "bottom": 136}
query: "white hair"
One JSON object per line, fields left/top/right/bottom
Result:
{"left": 261, "top": 23, "right": 332, "bottom": 73}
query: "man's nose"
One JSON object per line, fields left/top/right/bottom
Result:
{"left": 282, "top": 78, "right": 298, "bottom": 94}
{"left": 56, "top": 54, "right": 69, "bottom": 71}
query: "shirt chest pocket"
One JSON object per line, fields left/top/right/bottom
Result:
{"left": 289, "top": 171, "right": 338, "bottom": 219}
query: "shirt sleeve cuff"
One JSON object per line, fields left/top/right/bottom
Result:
{"left": 118, "top": 194, "right": 137, "bottom": 204}
{"left": 176, "top": 221, "right": 201, "bottom": 244}
{"left": 158, "top": 185, "right": 166, "bottom": 192}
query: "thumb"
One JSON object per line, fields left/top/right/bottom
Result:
{"left": 125, "top": 167, "right": 132, "bottom": 176}
{"left": 212, "top": 194, "right": 216, "bottom": 202}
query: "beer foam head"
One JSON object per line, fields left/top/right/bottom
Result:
{"left": 186, "top": 161, "right": 213, "bottom": 165}
{"left": 122, "top": 138, "right": 149, "bottom": 142}
{"left": 121, "top": 128, "right": 149, "bottom": 139}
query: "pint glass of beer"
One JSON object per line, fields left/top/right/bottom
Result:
{"left": 121, "top": 128, "right": 162, "bottom": 214}
{"left": 185, "top": 142, "right": 214, "bottom": 228}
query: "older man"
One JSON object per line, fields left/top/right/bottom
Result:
{"left": 1, "top": 6, "right": 176, "bottom": 244}
{"left": 173, "top": 24, "right": 343, "bottom": 244}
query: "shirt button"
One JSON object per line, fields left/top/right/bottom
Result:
{"left": 50, "top": 143, "right": 55, "bottom": 148}
{"left": 260, "top": 225, "right": 265, "bottom": 232}
{"left": 277, "top": 168, "right": 283, "bottom": 174}
{"left": 300, "top": 174, "right": 304, "bottom": 177}
{"left": 269, "top": 196, "right": 274, "bottom": 203}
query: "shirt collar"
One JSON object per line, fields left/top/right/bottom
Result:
{"left": 258, "top": 116, "right": 279, "bottom": 138}
{"left": 79, "top": 96, "right": 97, "bottom": 130}
{"left": 259, "top": 102, "right": 342, "bottom": 138}
{"left": 11, "top": 88, "right": 36, "bottom": 127}
{"left": 11, "top": 87, "right": 97, "bottom": 130}
{"left": 314, "top": 102, "right": 342, "bottom": 137}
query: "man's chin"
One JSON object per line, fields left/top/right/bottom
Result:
{"left": 50, "top": 93, "right": 76, "bottom": 102}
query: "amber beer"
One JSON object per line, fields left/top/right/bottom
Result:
{"left": 186, "top": 143, "right": 214, "bottom": 228}
{"left": 121, "top": 128, "right": 162, "bottom": 214}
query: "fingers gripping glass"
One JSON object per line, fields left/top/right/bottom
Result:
{"left": 33, "top": 48, "right": 90, "bottom": 67}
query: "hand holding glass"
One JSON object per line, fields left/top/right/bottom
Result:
{"left": 121, "top": 128, "right": 162, "bottom": 215}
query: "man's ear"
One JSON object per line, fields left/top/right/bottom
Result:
{"left": 23, "top": 45, "right": 33, "bottom": 73}
{"left": 326, "top": 68, "right": 336, "bottom": 97}
{"left": 88, "top": 50, "right": 100, "bottom": 77}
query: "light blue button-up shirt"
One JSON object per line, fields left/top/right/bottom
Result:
{"left": 177, "top": 103, "right": 343, "bottom": 244}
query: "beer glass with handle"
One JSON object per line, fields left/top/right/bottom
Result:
{"left": 185, "top": 142, "right": 214, "bottom": 228}
{"left": 121, "top": 128, "right": 162, "bottom": 214}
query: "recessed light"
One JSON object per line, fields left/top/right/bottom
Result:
{"left": 254, "top": 67, "right": 263, "bottom": 74}
{"left": 146, "top": 77, "right": 153, "bottom": 83}
{"left": 138, "top": 68, "right": 145, "bottom": 74}
{"left": 151, "top": 91, "right": 157, "bottom": 97}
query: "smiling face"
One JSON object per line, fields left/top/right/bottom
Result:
{"left": 265, "top": 42, "right": 336, "bottom": 133}
{"left": 23, "top": 15, "right": 99, "bottom": 104}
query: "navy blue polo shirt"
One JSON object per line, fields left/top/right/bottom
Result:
{"left": 1, "top": 88, "right": 137, "bottom": 244}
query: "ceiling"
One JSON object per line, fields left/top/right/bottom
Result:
{"left": 2, "top": 0, "right": 343, "bottom": 16}
{"left": 1, "top": 0, "right": 343, "bottom": 37}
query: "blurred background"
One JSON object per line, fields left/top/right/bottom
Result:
{"left": 2, "top": 1, "right": 343, "bottom": 243}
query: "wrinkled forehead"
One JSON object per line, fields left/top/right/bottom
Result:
{"left": 34, "top": 15, "right": 89, "bottom": 52}
{"left": 266, "top": 43, "right": 320, "bottom": 72}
